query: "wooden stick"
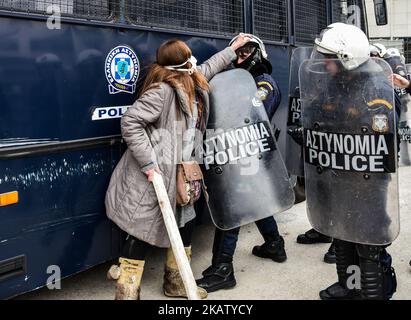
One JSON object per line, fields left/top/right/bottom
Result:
{"left": 152, "top": 172, "right": 200, "bottom": 300}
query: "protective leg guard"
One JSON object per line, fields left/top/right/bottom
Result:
{"left": 320, "top": 240, "right": 360, "bottom": 300}
{"left": 107, "top": 257, "right": 145, "bottom": 300}
{"left": 163, "top": 246, "right": 208, "bottom": 299}
{"left": 357, "top": 244, "right": 388, "bottom": 300}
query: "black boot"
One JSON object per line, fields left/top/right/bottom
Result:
{"left": 252, "top": 235, "right": 287, "bottom": 262}
{"left": 320, "top": 240, "right": 360, "bottom": 300}
{"left": 323, "top": 241, "right": 336, "bottom": 264}
{"left": 357, "top": 245, "right": 391, "bottom": 300}
{"left": 196, "top": 253, "right": 236, "bottom": 293}
{"left": 297, "top": 228, "right": 332, "bottom": 244}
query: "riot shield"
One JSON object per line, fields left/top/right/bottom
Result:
{"left": 286, "top": 47, "right": 313, "bottom": 177}
{"left": 299, "top": 58, "right": 399, "bottom": 245}
{"left": 385, "top": 54, "right": 411, "bottom": 166}
{"left": 203, "top": 69, "right": 295, "bottom": 230}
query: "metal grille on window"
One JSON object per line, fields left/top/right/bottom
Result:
{"left": 294, "top": 0, "right": 327, "bottom": 44}
{"left": 126, "top": 0, "right": 243, "bottom": 36}
{"left": 331, "top": 0, "right": 366, "bottom": 32}
{"left": 0, "top": 0, "right": 111, "bottom": 20}
{"left": 253, "top": 0, "right": 287, "bottom": 43}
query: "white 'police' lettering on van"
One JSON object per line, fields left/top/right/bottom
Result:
{"left": 92, "top": 106, "right": 131, "bottom": 120}
{"left": 203, "top": 121, "right": 275, "bottom": 170}
{"left": 304, "top": 129, "right": 396, "bottom": 173}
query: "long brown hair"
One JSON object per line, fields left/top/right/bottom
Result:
{"left": 139, "top": 39, "right": 209, "bottom": 113}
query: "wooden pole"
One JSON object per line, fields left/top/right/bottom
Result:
{"left": 152, "top": 172, "right": 200, "bottom": 300}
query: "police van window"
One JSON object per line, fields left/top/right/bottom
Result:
{"left": 0, "top": 0, "right": 111, "bottom": 20}
{"left": 125, "top": 0, "right": 243, "bottom": 36}
{"left": 253, "top": 0, "right": 288, "bottom": 43}
{"left": 294, "top": 0, "right": 328, "bottom": 44}
{"left": 331, "top": 0, "right": 367, "bottom": 32}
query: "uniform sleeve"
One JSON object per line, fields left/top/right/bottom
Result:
{"left": 121, "top": 85, "right": 165, "bottom": 172}
{"left": 256, "top": 78, "right": 281, "bottom": 120}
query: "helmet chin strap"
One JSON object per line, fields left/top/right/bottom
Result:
{"left": 239, "top": 48, "right": 262, "bottom": 72}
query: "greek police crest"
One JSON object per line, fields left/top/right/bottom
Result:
{"left": 372, "top": 114, "right": 389, "bottom": 133}
{"left": 105, "top": 45, "right": 140, "bottom": 94}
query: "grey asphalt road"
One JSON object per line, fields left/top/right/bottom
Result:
{"left": 16, "top": 167, "right": 411, "bottom": 300}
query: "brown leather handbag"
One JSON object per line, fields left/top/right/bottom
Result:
{"left": 176, "top": 161, "right": 207, "bottom": 206}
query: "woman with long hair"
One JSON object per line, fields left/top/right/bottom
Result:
{"left": 105, "top": 34, "right": 251, "bottom": 300}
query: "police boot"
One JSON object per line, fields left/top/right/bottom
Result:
{"left": 357, "top": 245, "right": 389, "bottom": 300}
{"left": 107, "top": 257, "right": 145, "bottom": 300}
{"left": 252, "top": 235, "right": 287, "bottom": 262}
{"left": 163, "top": 246, "right": 207, "bottom": 299}
{"left": 296, "top": 228, "right": 333, "bottom": 244}
{"left": 320, "top": 240, "right": 360, "bottom": 300}
{"left": 196, "top": 253, "right": 236, "bottom": 293}
{"left": 323, "top": 241, "right": 336, "bottom": 264}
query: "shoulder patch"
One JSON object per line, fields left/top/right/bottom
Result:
{"left": 257, "top": 81, "right": 274, "bottom": 91}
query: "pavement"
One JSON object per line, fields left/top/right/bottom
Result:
{"left": 16, "top": 167, "right": 411, "bottom": 300}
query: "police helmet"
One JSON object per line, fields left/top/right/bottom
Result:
{"left": 314, "top": 23, "right": 370, "bottom": 71}
{"left": 229, "top": 34, "right": 272, "bottom": 74}
{"left": 370, "top": 43, "right": 388, "bottom": 58}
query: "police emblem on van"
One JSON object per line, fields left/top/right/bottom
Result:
{"left": 105, "top": 45, "right": 140, "bottom": 94}
{"left": 372, "top": 114, "right": 389, "bottom": 133}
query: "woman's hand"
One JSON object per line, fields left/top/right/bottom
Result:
{"left": 230, "top": 33, "right": 253, "bottom": 51}
{"left": 390, "top": 73, "right": 410, "bottom": 89}
{"left": 145, "top": 167, "right": 161, "bottom": 182}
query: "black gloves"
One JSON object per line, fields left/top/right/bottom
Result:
{"left": 287, "top": 126, "right": 303, "bottom": 145}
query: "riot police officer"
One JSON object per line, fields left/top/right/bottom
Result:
{"left": 196, "top": 35, "right": 287, "bottom": 293}
{"left": 300, "top": 23, "right": 398, "bottom": 300}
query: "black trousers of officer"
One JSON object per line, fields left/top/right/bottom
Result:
{"left": 334, "top": 239, "right": 390, "bottom": 300}
{"left": 211, "top": 215, "right": 280, "bottom": 262}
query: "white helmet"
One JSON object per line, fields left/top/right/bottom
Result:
{"left": 369, "top": 43, "right": 388, "bottom": 58}
{"left": 229, "top": 34, "right": 268, "bottom": 59}
{"left": 314, "top": 23, "right": 370, "bottom": 70}
{"left": 386, "top": 48, "right": 405, "bottom": 64}
{"left": 386, "top": 47, "right": 401, "bottom": 57}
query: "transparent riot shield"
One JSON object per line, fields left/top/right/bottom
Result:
{"left": 299, "top": 57, "right": 399, "bottom": 245}
{"left": 385, "top": 55, "right": 411, "bottom": 166}
{"left": 286, "top": 47, "right": 313, "bottom": 177}
{"left": 203, "top": 69, "right": 295, "bottom": 230}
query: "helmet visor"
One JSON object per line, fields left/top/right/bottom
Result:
{"left": 236, "top": 44, "right": 256, "bottom": 59}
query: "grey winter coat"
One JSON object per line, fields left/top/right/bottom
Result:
{"left": 105, "top": 47, "right": 237, "bottom": 248}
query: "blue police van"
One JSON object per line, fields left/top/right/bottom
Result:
{"left": 0, "top": 0, "right": 381, "bottom": 299}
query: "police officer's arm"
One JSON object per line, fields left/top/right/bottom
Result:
{"left": 256, "top": 79, "right": 281, "bottom": 120}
